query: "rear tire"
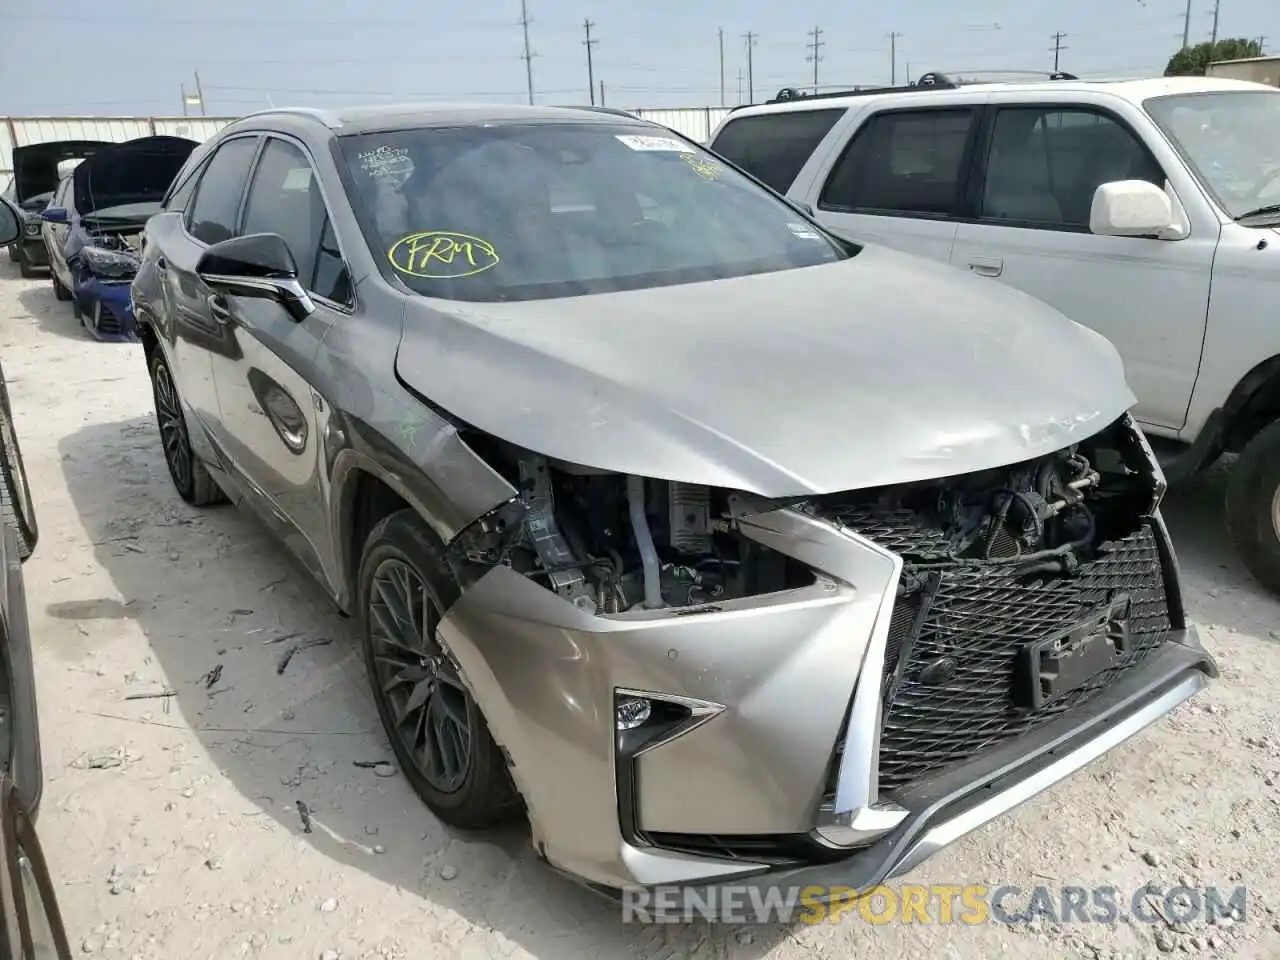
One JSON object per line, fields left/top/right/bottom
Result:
{"left": 1226, "top": 419, "right": 1280, "bottom": 596}
{"left": 51, "top": 274, "right": 70, "bottom": 302}
{"left": 357, "top": 509, "right": 518, "bottom": 829}
{"left": 17, "top": 256, "right": 37, "bottom": 279}
{"left": 147, "top": 350, "right": 225, "bottom": 507}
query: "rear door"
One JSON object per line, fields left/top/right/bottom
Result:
{"left": 156, "top": 135, "right": 262, "bottom": 457}
{"left": 207, "top": 135, "right": 352, "bottom": 583}
{"left": 806, "top": 105, "right": 984, "bottom": 264}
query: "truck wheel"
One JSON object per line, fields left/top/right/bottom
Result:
{"left": 51, "top": 275, "right": 71, "bottom": 302}
{"left": 1226, "top": 419, "right": 1280, "bottom": 595}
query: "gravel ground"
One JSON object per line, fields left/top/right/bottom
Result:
{"left": 3, "top": 256, "right": 1279, "bottom": 959}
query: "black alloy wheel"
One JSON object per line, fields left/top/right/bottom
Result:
{"left": 358, "top": 510, "right": 517, "bottom": 828}
{"left": 147, "top": 352, "right": 224, "bottom": 507}
{"left": 0, "top": 361, "right": 37, "bottom": 560}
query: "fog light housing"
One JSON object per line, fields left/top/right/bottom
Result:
{"left": 615, "top": 696, "right": 652, "bottom": 731}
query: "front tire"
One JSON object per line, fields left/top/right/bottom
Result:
{"left": 1226, "top": 419, "right": 1280, "bottom": 595}
{"left": 357, "top": 509, "right": 518, "bottom": 829}
{"left": 17, "top": 253, "right": 37, "bottom": 279}
{"left": 147, "top": 351, "right": 224, "bottom": 506}
{"left": 51, "top": 274, "right": 71, "bottom": 302}
{"left": 0, "top": 359, "right": 38, "bottom": 559}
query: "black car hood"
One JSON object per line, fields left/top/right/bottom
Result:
{"left": 73, "top": 136, "right": 197, "bottom": 215}
{"left": 12, "top": 140, "right": 110, "bottom": 203}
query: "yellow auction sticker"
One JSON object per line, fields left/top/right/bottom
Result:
{"left": 682, "top": 153, "right": 722, "bottom": 181}
{"left": 388, "top": 231, "right": 500, "bottom": 279}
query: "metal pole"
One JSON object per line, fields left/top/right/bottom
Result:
{"left": 743, "top": 32, "right": 755, "bottom": 103}
{"left": 891, "top": 33, "right": 897, "bottom": 86}
{"left": 719, "top": 29, "right": 726, "bottom": 106}
{"left": 599, "top": 80, "right": 605, "bottom": 106}
{"left": 1183, "top": 0, "right": 1193, "bottom": 48}
{"left": 521, "top": 0, "right": 535, "bottom": 105}
{"left": 583, "top": 19, "right": 597, "bottom": 105}
{"left": 194, "top": 71, "right": 206, "bottom": 116}
{"left": 181, "top": 84, "right": 188, "bottom": 117}
{"left": 1210, "top": 0, "right": 1220, "bottom": 46}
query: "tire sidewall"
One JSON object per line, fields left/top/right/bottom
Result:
{"left": 148, "top": 350, "right": 196, "bottom": 502}
{"left": 355, "top": 511, "right": 512, "bottom": 823}
{"left": 1227, "top": 419, "right": 1280, "bottom": 595}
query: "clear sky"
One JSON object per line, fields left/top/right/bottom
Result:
{"left": 1, "top": 0, "right": 1276, "bottom": 116}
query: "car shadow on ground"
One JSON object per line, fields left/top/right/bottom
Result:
{"left": 57, "top": 414, "right": 793, "bottom": 958}
{"left": 2, "top": 259, "right": 89, "bottom": 344}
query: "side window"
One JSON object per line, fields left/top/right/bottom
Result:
{"left": 819, "top": 108, "right": 976, "bottom": 216}
{"left": 187, "top": 137, "right": 259, "bottom": 246}
{"left": 980, "top": 107, "right": 1166, "bottom": 229}
{"left": 710, "top": 109, "right": 845, "bottom": 193}
{"left": 164, "top": 160, "right": 204, "bottom": 213}
{"left": 242, "top": 138, "right": 350, "bottom": 302}
{"left": 53, "top": 178, "right": 70, "bottom": 208}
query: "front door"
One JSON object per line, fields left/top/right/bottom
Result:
{"left": 207, "top": 136, "right": 353, "bottom": 584}
{"left": 948, "top": 104, "right": 1215, "bottom": 432}
{"left": 40, "top": 179, "right": 73, "bottom": 290}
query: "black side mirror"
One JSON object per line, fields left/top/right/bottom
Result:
{"left": 0, "top": 197, "right": 20, "bottom": 247}
{"left": 196, "top": 233, "right": 316, "bottom": 323}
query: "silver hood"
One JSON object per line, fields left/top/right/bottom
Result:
{"left": 394, "top": 243, "right": 1135, "bottom": 496}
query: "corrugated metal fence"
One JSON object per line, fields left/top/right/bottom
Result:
{"left": 1, "top": 107, "right": 731, "bottom": 187}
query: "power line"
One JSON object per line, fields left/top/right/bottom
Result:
{"left": 583, "top": 19, "right": 598, "bottom": 105}
{"left": 806, "top": 26, "right": 824, "bottom": 94}
{"left": 743, "top": 31, "right": 757, "bottom": 103}
{"left": 1050, "top": 32, "right": 1069, "bottom": 72}
{"left": 519, "top": 0, "right": 536, "bottom": 105}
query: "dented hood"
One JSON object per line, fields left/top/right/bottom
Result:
{"left": 394, "top": 244, "right": 1135, "bottom": 496}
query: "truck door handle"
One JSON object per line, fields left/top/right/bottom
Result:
{"left": 968, "top": 256, "right": 1004, "bottom": 278}
{"left": 155, "top": 257, "right": 168, "bottom": 272}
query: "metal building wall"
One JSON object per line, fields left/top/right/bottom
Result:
{"left": 632, "top": 107, "right": 732, "bottom": 143}
{"left": 1, "top": 116, "right": 236, "bottom": 187}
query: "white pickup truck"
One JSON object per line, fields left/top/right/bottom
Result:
{"left": 710, "top": 74, "right": 1280, "bottom": 594}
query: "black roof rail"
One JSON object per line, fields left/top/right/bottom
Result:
{"left": 754, "top": 69, "right": 1080, "bottom": 106}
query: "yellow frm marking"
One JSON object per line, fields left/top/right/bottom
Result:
{"left": 388, "top": 231, "right": 500, "bottom": 279}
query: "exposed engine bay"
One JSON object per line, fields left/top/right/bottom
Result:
{"left": 72, "top": 226, "right": 143, "bottom": 280}
{"left": 448, "top": 417, "right": 1164, "bottom": 613}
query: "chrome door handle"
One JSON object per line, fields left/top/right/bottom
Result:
{"left": 968, "top": 256, "right": 1004, "bottom": 278}
{"left": 208, "top": 295, "right": 232, "bottom": 323}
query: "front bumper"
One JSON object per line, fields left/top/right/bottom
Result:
{"left": 16, "top": 232, "right": 47, "bottom": 268}
{"left": 72, "top": 276, "right": 138, "bottom": 341}
{"left": 436, "top": 506, "right": 1214, "bottom": 894}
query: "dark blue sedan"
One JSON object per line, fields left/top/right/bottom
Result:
{"left": 41, "top": 136, "right": 196, "bottom": 342}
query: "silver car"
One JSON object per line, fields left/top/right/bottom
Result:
{"left": 130, "top": 104, "right": 1216, "bottom": 898}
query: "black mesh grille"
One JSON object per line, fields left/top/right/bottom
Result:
{"left": 870, "top": 524, "right": 1171, "bottom": 794}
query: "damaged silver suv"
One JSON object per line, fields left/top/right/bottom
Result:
{"left": 131, "top": 104, "right": 1216, "bottom": 898}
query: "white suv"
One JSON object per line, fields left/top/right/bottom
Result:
{"left": 710, "top": 73, "right": 1280, "bottom": 594}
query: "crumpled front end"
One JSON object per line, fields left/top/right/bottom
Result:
{"left": 69, "top": 235, "right": 142, "bottom": 341}
{"left": 435, "top": 415, "right": 1215, "bottom": 894}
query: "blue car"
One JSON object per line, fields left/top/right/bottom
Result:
{"left": 40, "top": 136, "right": 196, "bottom": 342}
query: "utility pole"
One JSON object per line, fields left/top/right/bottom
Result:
{"left": 1210, "top": 0, "right": 1220, "bottom": 46}
{"left": 599, "top": 80, "right": 605, "bottom": 106}
{"left": 718, "top": 28, "right": 726, "bottom": 106}
{"left": 806, "top": 26, "right": 824, "bottom": 94}
{"left": 736, "top": 68, "right": 743, "bottom": 105}
{"left": 888, "top": 32, "right": 903, "bottom": 86}
{"left": 743, "top": 32, "right": 756, "bottom": 103}
{"left": 1050, "top": 32, "right": 1068, "bottom": 72}
{"left": 583, "top": 19, "right": 598, "bottom": 105}
{"left": 519, "top": 0, "right": 536, "bottom": 105}
{"left": 180, "top": 84, "right": 188, "bottom": 117}
{"left": 1182, "top": 0, "right": 1193, "bottom": 48}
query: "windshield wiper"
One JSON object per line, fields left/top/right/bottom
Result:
{"left": 1235, "top": 203, "right": 1280, "bottom": 222}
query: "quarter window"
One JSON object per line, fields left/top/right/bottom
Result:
{"left": 187, "top": 137, "right": 259, "bottom": 246}
{"left": 710, "top": 109, "right": 846, "bottom": 193}
{"left": 980, "top": 107, "right": 1165, "bottom": 229}
{"left": 242, "top": 138, "right": 351, "bottom": 303}
{"left": 820, "top": 108, "right": 975, "bottom": 216}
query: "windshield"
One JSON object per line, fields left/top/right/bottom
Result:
{"left": 338, "top": 122, "right": 849, "bottom": 302}
{"left": 1145, "top": 90, "right": 1280, "bottom": 220}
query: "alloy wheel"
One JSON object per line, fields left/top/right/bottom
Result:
{"left": 367, "top": 558, "right": 472, "bottom": 793}
{"left": 152, "top": 360, "right": 192, "bottom": 493}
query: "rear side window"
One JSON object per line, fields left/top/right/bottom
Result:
{"left": 710, "top": 109, "right": 845, "bottom": 193}
{"left": 820, "top": 108, "right": 976, "bottom": 216}
{"left": 187, "top": 137, "right": 259, "bottom": 246}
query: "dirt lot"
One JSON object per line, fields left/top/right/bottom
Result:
{"left": 3, "top": 256, "right": 1280, "bottom": 959}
